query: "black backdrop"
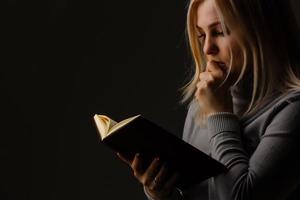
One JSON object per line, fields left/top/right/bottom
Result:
{"left": 2, "top": 0, "right": 300, "bottom": 200}
{"left": 2, "top": 0, "right": 189, "bottom": 199}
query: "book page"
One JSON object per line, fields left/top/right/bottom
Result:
{"left": 94, "top": 115, "right": 116, "bottom": 140}
{"left": 108, "top": 115, "right": 140, "bottom": 136}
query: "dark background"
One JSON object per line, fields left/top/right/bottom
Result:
{"left": 2, "top": 0, "right": 300, "bottom": 200}
{"left": 2, "top": 0, "right": 190, "bottom": 199}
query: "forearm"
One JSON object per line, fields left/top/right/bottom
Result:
{"left": 206, "top": 112, "right": 300, "bottom": 200}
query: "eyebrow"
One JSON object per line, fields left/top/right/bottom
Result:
{"left": 196, "top": 21, "right": 221, "bottom": 31}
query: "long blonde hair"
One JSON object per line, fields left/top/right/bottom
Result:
{"left": 180, "top": 0, "right": 300, "bottom": 118}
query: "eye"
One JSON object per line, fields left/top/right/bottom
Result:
{"left": 197, "top": 33, "right": 205, "bottom": 38}
{"left": 197, "top": 33, "right": 205, "bottom": 43}
{"left": 212, "top": 30, "right": 224, "bottom": 36}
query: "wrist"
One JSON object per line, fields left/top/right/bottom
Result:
{"left": 206, "top": 112, "right": 240, "bottom": 138}
{"left": 144, "top": 186, "right": 184, "bottom": 200}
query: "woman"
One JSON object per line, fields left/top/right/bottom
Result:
{"left": 118, "top": 0, "right": 300, "bottom": 199}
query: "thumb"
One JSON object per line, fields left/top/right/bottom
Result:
{"left": 116, "top": 152, "right": 132, "bottom": 165}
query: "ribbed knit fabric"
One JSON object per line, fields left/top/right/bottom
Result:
{"left": 144, "top": 89, "right": 300, "bottom": 200}
{"left": 207, "top": 112, "right": 240, "bottom": 139}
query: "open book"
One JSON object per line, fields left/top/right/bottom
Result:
{"left": 94, "top": 114, "right": 141, "bottom": 140}
{"left": 93, "top": 114, "right": 226, "bottom": 189}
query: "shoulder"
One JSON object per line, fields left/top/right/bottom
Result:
{"left": 272, "top": 89, "right": 300, "bottom": 114}
{"left": 248, "top": 89, "right": 300, "bottom": 121}
{"left": 242, "top": 89, "right": 300, "bottom": 136}
{"left": 265, "top": 89, "right": 300, "bottom": 134}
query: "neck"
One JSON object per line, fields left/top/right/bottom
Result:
{"left": 230, "top": 72, "right": 253, "bottom": 116}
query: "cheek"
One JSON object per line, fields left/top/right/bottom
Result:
{"left": 224, "top": 40, "right": 244, "bottom": 82}
{"left": 226, "top": 38, "right": 243, "bottom": 68}
{"left": 229, "top": 47, "right": 245, "bottom": 83}
{"left": 232, "top": 49, "right": 244, "bottom": 69}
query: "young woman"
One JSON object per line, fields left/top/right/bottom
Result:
{"left": 117, "top": 0, "right": 300, "bottom": 199}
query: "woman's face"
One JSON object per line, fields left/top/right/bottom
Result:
{"left": 196, "top": 0, "right": 243, "bottom": 81}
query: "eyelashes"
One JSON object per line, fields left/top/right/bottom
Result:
{"left": 197, "top": 30, "right": 225, "bottom": 43}
{"left": 197, "top": 31, "right": 225, "bottom": 38}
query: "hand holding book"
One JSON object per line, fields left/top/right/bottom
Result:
{"left": 117, "top": 152, "right": 180, "bottom": 199}
{"left": 93, "top": 114, "right": 226, "bottom": 189}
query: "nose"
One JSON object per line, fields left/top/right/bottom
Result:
{"left": 203, "top": 36, "right": 219, "bottom": 55}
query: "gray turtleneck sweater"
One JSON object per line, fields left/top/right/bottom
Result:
{"left": 145, "top": 85, "right": 300, "bottom": 200}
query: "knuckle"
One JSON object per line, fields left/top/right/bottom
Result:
{"left": 131, "top": 162, "right": 137, "bottom": 170}
{"left": 206, "top": 80, "right": 214, "bottom": 86}
{"left": 199, "top": 73, "right": 204, "bottom": 79}
{"left": 147, "top": 182, "right": 155, "bottom": 191}
{"left": 199, "top": 88, "right": 206, "bottom": 95}
{"left": 143, "top": 176, "right": 152, "bottom": 186}
{"left": 148, "top": 185, "right": 154, "bottom": 191}
{"left": 133, "top": 170, "right": 140, "bottom": 178}
{"left": 140, "top": 176, "right": 147, "bottom": 185}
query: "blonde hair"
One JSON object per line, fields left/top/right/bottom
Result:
{"left": 180, "top": 0, "right": 300, "bottom": 120}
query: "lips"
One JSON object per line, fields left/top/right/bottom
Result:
{"left": 215, "top": 61, "right": 225, "bottom": 66}
{"left": 215, "top": 61, "right": 227, "bottom": 71}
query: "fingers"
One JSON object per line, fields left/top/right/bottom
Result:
{"left": 141, "top": 157, "right": 161, "bottom": 185}
{"left": 197, "top": 61, "right": 226, "bottom": 91}
{"left": 199, "top": 72, "right": 214, "bottom": 86}
{"left": 205, "top": 61, "right": 224, "bottom": 82}
{"left": 149, "top": 163, "right": 168, "bottom": 191}
{"left": 196, "top": 72, "right": 214, "bottom": 96}
{"left": 116, "top": 153, "right": 179, "bottom": 198}
{"left": 116, "top": 152, "right": 145, "bottom": 177}
{"left": 116, "top": 152, "right": 131, "bottom": 165}
{"left": 131, "top": 153, "right": 145, "bottom": 178}
{"left": 163, "top": 172, "right": 180, "bottom": 192}
{"left": 147, "top": 170, "right": 179, "bottom": 198}
{"left": 206, "top": 60, "right": 225, "bottom": 77}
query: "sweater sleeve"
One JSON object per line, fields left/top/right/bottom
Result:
{"left": 206, "top": 102, "right": 300, "bottom": 200}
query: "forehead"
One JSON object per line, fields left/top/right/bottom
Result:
{"left": 196, "top": 0, "right": 220, "bottom": 29}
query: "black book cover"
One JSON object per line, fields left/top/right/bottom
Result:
{"left": 97, "top": 115, "right": 227, "bottom": 189}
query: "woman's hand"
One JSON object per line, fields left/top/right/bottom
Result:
{"left": 117, "top": 152, "right": 179, "bottom": 199}
{"left": 194, "top": 60, "right": 233, "bottom": 116}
